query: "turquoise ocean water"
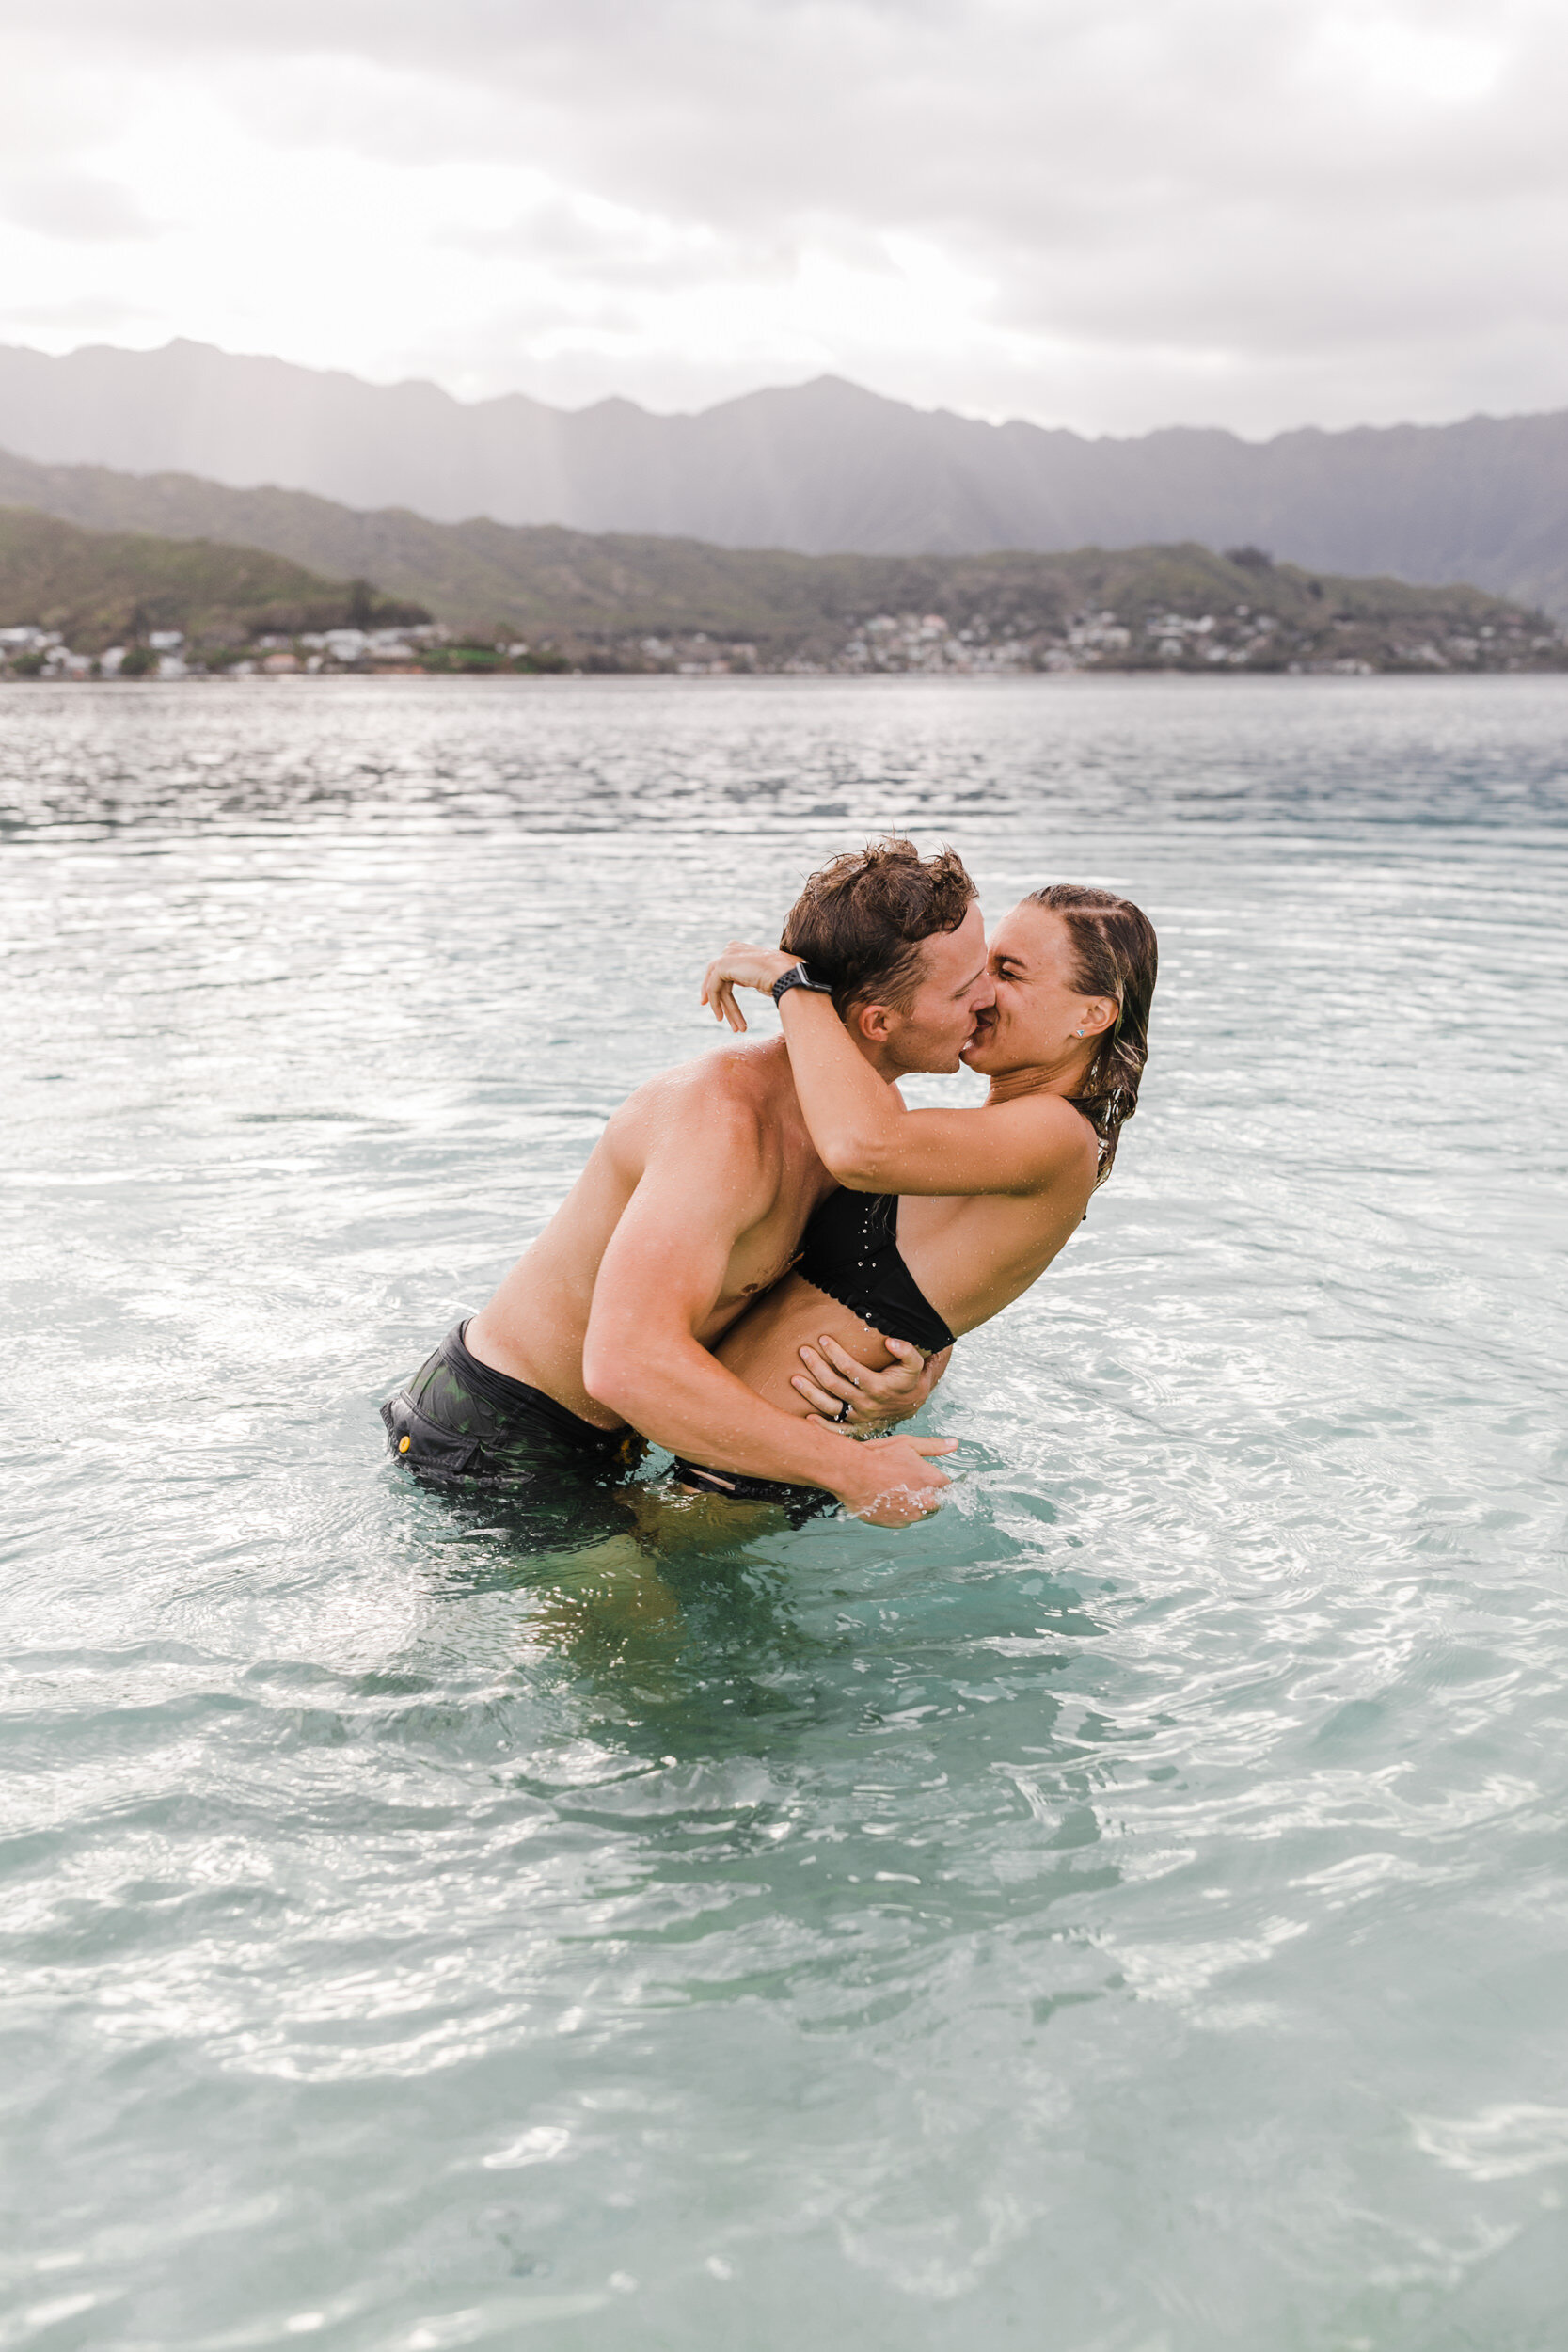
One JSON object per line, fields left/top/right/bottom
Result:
{"left": 3, "top": 675, "right": 1566, "bottom": 2349}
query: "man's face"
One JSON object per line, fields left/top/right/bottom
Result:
{"left": 873, "top": 902, "right": 995, "bottom": 1073}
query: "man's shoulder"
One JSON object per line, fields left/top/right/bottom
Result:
{"left": 639, "top": 1039, "right": 792, "bottom": 1121}
{"left": 611, "top": 1039, "right": 792, "bottom": 1158}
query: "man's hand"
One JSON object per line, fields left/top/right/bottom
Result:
{"left": 792, "top": 1334, "right": 951, "bottom": 1430}
{"left": 832, "top": 1433, "right": 957, "bottom": 1527}
{"left": 701, "top": 943, "right": 795, "bottom": 1034}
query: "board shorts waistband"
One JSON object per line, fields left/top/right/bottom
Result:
{"left": 383, "top": 1321, "right": 636, "bottom": 1486}
{"left": 669, "top": 1456, "right": 837, "bottom": 1527}
{"left": 443, "top": 1322, "right": 625, "bottom": 1451}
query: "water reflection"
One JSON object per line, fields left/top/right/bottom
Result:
{"left": 3, "top": 677, "right": 1566, "bottom": 2348}
{"left": 5, "top": 674, "right": 1568, "bottom": 848}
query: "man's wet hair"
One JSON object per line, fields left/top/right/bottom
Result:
{"left": 781, "top": 837, "right": 977, "bottom": 1018}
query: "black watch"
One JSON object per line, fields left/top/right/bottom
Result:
{"left": 770, "top": 961, "right": 834, "bottom": 1005}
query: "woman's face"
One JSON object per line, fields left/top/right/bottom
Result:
{"left": 961, "top": 901, "right": 1105, "bottom": 1077}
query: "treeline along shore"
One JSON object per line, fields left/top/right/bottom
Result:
{"left": 2, "top": 499, "right": 1565, "bottom": 681}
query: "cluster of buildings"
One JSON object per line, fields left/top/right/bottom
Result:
{"left": 1130, "top": 609, "right": 1279, "bottom": 665}
{"left": 6, "top": 602, "right": 1564, "bottom": 683}
{"left": 0, "top": 621, "right": 453, "bottom": 679}
{"left": 0, "top": 625, "right": 194, "bottom": 676}
{"left": 827, "top": 612, "right": 1037, "bottom": 674}
{"left": 239, "top": 624, "right": 448, "bottom": 675}
{"left": 785, "top": 605, "right": 1287, "bottom": 675}
{"left": 782, "top": 603, "right": 1567, "bottom": 675}
{"left": 638, "top": 633, "right": 757, "bottom": 674}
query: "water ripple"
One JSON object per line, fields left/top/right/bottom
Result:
{"left": 2, "top": 676, "right": 1566, "bottom": 2349}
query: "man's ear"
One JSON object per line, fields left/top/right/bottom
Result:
{"left": 850, "top": 1001, "right": 895, "bottom": 1043}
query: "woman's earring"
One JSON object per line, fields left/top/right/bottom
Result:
{"left": 1074, "top": 1026, "right": 1085, "bottom": 1037}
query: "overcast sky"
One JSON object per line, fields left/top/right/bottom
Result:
{"left": 1, "top": 0, "right": 1565, "bottom": 437}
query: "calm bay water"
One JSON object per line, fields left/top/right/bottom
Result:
{"left": 3, "top": 675, "right": 1566, "bottom": 2350}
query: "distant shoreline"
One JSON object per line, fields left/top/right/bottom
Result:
{"left": 10, "top": 666, "right": 1568, "bottom": 690}
{"left": 6, "top": 503, "right": 1565, "bottom": 678}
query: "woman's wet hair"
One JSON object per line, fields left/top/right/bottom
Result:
{"left": 1028, "top": 883, "right": 1158, "bottom": 1184}
{"left": 782, "top": 837, "right": 976, "bottom": 1017}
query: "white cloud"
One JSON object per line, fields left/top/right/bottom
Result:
{"left": 2, "top": 170, "right": 161, "bottom": 242}
{"left": 0, "top": 0, "right": 1565, "bottom": 433}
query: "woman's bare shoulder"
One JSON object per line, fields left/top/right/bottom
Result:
{"left": 983, "top": 1089, "right": 1101, "bottom": 1182}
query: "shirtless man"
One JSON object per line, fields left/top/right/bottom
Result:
{"left": 381, "top": 840, "right": 992, "bottom": 1531}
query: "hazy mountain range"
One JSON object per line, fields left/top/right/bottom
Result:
{"left": 2, "top": 340, "right": 1567, "bottom": 615}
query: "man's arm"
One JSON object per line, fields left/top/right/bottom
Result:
{"left": 703, "top": 945, "right": 1095, "bottom": 1198}
{"left": 779, "top": 989, "right": 1095, "bottom": 1194}
{"left": 579, "top": 1107, "right": 954, "bottom": 1526}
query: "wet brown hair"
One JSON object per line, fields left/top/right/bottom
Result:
{"left": 781, "top": 837, "right": 977, "bottom": 1018}
{"left": 1028, "top": 883, "right": 1158, "bottom": 1184}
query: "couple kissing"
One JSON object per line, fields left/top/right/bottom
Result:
{"left": 383, "top": 837, "right": 1157, "bottom": 1536}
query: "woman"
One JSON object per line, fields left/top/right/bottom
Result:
{"left": 681, "top": 883, "right": 1158, "bottom": 1514}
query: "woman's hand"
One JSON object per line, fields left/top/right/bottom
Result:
{"left": 792, "top": 1335, "right": 952, "bottom": 1429}
{"left": 700, "top": 942, "right": 796, "bottom": 1033}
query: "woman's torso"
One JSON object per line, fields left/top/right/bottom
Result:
{"left": 714, "top": 1152, "right": 1096, "bottom": 1416}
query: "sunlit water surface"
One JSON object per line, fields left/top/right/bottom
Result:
{"left": 3, "top": 675, "right": 1566, "bottom": 2352}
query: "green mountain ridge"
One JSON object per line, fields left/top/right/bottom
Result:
{"left": 1, "top": 482, "right": 1562, "bottom": 676}
{"left": 0, "top": 505, "right": 426, "bottom": 650}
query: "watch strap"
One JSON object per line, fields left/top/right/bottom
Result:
{"left": 770, "top": 961, "right": 834, "bottom": 1005}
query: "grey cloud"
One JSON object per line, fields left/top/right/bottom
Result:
{"left": 3, "top": 0, "right": 1568, "bottom": 430}
{"left": 0, "top": 294, "right": 159, "bottom": 331}
{"left": 2, "top": 169, "right": 162, "bottom": 241}
{"left": 195, "top": 5, "right": 1568, "bottom": 288}
{"left": 980, "top": 183, "right": 1568, "bottom": 348}
{"left": 439, "top": 198, "right": 808, "bottom": 297}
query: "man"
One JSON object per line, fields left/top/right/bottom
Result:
{"left": 382, "top": 839, "right": 994, "bottom": 1529}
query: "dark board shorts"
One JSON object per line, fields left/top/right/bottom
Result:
{"left": 382, "top": 1321, "right": 643, "bottom": 1550}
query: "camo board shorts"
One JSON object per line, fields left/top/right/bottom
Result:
{"left": 382, "top": 1321, "right": 644, "bottom": 1550}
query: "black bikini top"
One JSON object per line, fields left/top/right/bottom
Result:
{"left": 794, "top": 1189, "right": 956, "bottom": 1354}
